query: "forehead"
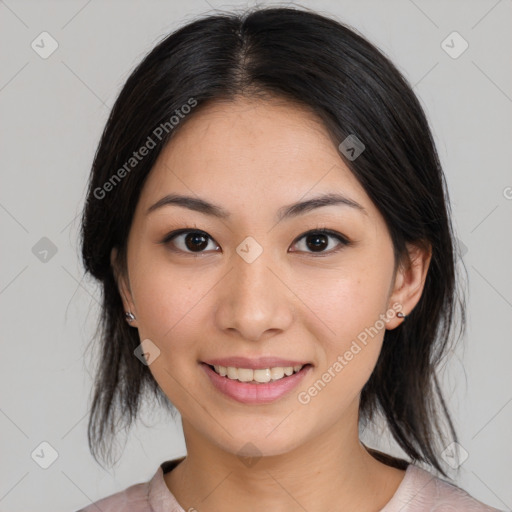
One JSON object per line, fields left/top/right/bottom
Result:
{"left": 136, "top": 96, "right": 373, "bottom": 223}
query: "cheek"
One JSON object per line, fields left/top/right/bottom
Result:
{"left": 132, "top": 264, "right": 210, "bottom": 343}
{"left": 299, "top": 252, "right": 393, "bottom": 389}
{"left": 294, "top": 276, "right": 388, "bottom": 419}
{"left": 303, "top": 254, "right": 393, "bottom": 340}
{"left": 128, "top": 259, "right": 212, "bottom": 406}
{"left": 309, "top": 279, "right": 386, "bottom": 377}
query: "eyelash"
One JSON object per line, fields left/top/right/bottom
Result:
{"left": 159, "top": 226, "right": 352, "bottom": 257}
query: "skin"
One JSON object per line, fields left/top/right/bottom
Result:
{"left": 111, "top": 96, "right": 432, "bottom": 512}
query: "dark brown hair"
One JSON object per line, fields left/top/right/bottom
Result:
{"left": 80, "top": 5, "right": 465, "bottom": 476}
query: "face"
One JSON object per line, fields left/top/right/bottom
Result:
{"left": 112, "top": 96, "right": 429, "bottom": 459}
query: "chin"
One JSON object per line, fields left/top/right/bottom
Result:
{"left": 211, "top": 427, "right": 307, "bottom": 460}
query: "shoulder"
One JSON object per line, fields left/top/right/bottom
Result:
{"left": 73, "top": 457, "right": 186, "bottom": 512}
{"left": 382, "top": 464, "right": 504, "bottom": 511}
{"left": 73, "top": 480, "right": 150, "bottom": 512}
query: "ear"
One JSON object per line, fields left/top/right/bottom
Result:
{"left": 110, "top": 247, "right": 139, "bottom": 328}
{"left": 386, "top": 242, "right": 432, "bottom": 330}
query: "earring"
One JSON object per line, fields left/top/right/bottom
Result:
{"left": 125, "top": 311, "right": 136, "bottom": 322}
{"left": 397, "top": 311, "right": 407, "bottom": 319}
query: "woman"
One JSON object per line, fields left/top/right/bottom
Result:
{"left": 76, "top": 5, "right": 502, "bottom": 511}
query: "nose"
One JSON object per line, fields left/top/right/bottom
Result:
{"left": 214, "top": 248, "right": 294, "bottom": 342}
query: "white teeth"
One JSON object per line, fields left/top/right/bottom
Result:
{"left": 237, "top": 368, "right": 254, "bottom": 382}
{"left": 253, "top": 368, "right": 272, "bottom": 383}
{"left": 270, "top": 367, "right": 284, "bottom": 380}
{"left": 211, "top": 364, "right": 305, "bottom": 383}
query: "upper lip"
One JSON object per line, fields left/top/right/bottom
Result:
{"left": 202, "top": 357, "right": 312, "bottom": 369}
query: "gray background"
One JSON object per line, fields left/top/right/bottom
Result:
{"left": 0, "top": 0, "right": 511, "bottom": 510}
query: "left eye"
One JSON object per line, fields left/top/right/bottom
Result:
{"left": 292, "top": 229, "right": 349, "bottom": 254}
{"left": 161, "top": 228, "right": 350, "bottom": 255}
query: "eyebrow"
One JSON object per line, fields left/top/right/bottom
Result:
{"left": 146, "top": 192, "right": 367, "bottom": 221}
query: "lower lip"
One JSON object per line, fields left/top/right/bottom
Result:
{"left": 201, "top": 363, "right": 312, "bottom": 404}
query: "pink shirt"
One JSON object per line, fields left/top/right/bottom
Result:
{"left": 75, "top": 456, "right": 503, "bottom": 511}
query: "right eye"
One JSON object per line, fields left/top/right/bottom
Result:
{"left": 161, "top": 229, "right": 220, "bottom": 255}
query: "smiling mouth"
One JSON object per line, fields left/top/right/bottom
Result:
{"left": 204, "top": 363, "right": 312, "bottom": 384}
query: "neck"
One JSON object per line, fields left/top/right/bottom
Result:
{"left": 164, "top": 413, "right": 406, "bottom": 512}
